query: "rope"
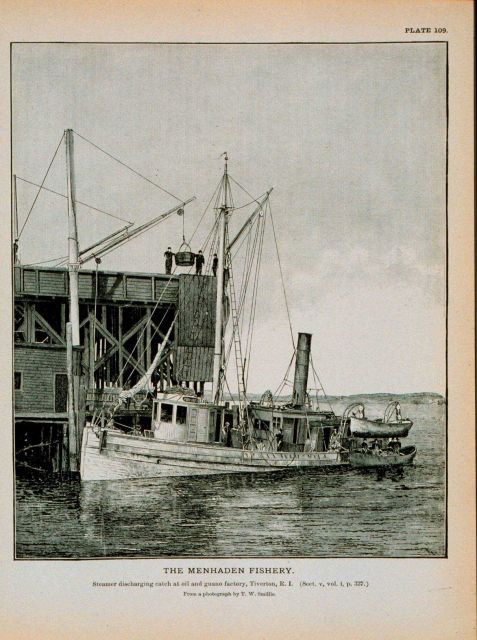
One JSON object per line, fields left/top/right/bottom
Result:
{"left": 228, "top": 175, "right": 262, "bottom": 206}
{"left": 22, "top": 255, "right": 68, "bottom": 267}
{"left": 74, "top": 130, "right": 185, "bottom": 203}
{"left": 15, "top": 176, "right": 133, "bottom": 225}
{"left": 232, "top": 192, "right": 269, "bottom": 210}
{"left": 274, "top": 348, "right": 296, "bottom": 397}
{"left": 181, "top": 175, "right": 222, "bottom": 254}
{"left": 222, "top": 210, "right": 262, "bottom": 377}
{"left": 269, "top": 202, "right": 295, "bottom": 350}
{"left": 244, "top": 204, "right": 266, "bottom": 387}
{"left": 18, "top": 133, "right": 64, "bottom": 239}
{"left": 309, "top": 354, "right": 334, "bottom": 413}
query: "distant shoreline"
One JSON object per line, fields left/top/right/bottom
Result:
{"left": 226, "top": 391, "right": 445, "bottom": 403}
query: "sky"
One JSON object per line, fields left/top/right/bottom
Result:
{"left": 12, "top": 43, "right": 447, "bottom": 395}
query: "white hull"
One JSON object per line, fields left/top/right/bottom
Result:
{"left": 80, "top": 427, "right": 344, "bottom": 481}
{"left": 349, "top": 417, "right": 413, "bottom": 438}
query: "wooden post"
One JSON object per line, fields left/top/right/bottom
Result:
{"left": 159, "top": 362, "right": 164, "bottom": 392}
{"left": 25, "top": 302, "right": 36, "bottom": 342}
{"left": 118, "top": 306, "right": 123, "bottom": 387}
{"left": 66, "top": 322, "right": 78, "bottom": 471}
{"left": 166, "top": 357, "right": 171, "bottom": 387}
{"left": 89, "top": 313, "right": 95, "bottom": 389}
{"left": 48, "top": 424, "right": 53, "bottom": 471}
{"left": 60, "top": 303, "right": 66, "bottom": 339}
{"left": 62, "top": 423, "right": 69, "bottom": 472}
{"left": 65, "top": 129, "right": 80, "bottom": 346}
{"left": 212, "top": 203, "right": 227, "bottom": 403}
{"left": 146, "top": 308, "right": 152, "bottom": 369}
{"left": 102, "top": 305, "right": 111, "bottom": 385}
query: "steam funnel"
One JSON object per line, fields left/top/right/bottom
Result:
{"left": 292, "top": 332, "right": 312, "bottom": 407}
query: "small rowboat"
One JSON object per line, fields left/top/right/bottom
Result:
{"left": 349, "top": 416, "right": 413, "bottom": 438}
{"left": 349, "top": 445, "right": 417, "bottom": 468}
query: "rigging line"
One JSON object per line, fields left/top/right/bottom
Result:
{"left": 269, "top": 202, "right": 295, "bottom": 350}
{"left": 309, "top": 354, "right": 334, "bottom": 413}
{"left": 205, "top": 226, "right": 218, "bottom": 273}
{"left": 224, "top": 225, "right": 247, "bottom": 403}
{"left": 106, "top": 265, "right": 181, "bottom": 392}
{"left": 16, "top": 176, "right": 134, "bottom": 225}
{"left": 242, "top": 222, "right": 261, "bottom": 371}
{"left": 79, "top": 212, "right": 177, "bottom": 263}
{"left": 273, "top": 349, "right": 296, "bottom": 397}
{"left": 228, "top": 175, "right": 262, "bottom": 206}
{"left": 118, "top": 248, "right": 207, "bottom": 391}
{"left": 22, "top": 255, "right": 68, "bottom": 267}
{"left": 73, "top": 130, "right": 185, "bottom": 204}
{"left": 237, "top": 213, "right": 262, "bottom": 313}
{"left": 117, "top": 287, "right": 176, "bottom": 390}
{"left": 17, "top": 133, "right": 65, "bottom": 239}
{"left": 223, "top": 212, "right": 261, "bottom": 370}
{"left": 231, "top": 214, "right": 258, "bottom": 261}
{"left": 188, "top": 175, "right": 223, "bottom": 245}
{"left": 241, "top": 208, "right": 264, "bottom": 383}
{"left": 240, "top": 229, "right": 252, "bottom": 336}
{"left": 232, "top": 192, "right": 268, "bottom": 211}
{"left": 245, "top": 212, "right": 266, "bottom": 385}
{"left": 127, "top": 217, "right": 217, "bottom": 391}
{"left": 222, "top": 373, "right": 236, "bottom": 405}
{"left": 107, "top": 176, "right": 232, "bottom": 395}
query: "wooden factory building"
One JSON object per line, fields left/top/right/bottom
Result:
{"left": 14, "top": 264, "right": 217, "bottom": 472}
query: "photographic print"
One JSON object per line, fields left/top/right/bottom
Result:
{"left": 12, "top": 42, "right": 447, "bottom": 559}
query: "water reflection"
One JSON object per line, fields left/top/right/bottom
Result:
{"left": 16, "top": 400, "right": 446, "bottom": 558}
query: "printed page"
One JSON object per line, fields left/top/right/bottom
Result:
{"left": 0, "top": 2, "right": 474, "bottom": 639}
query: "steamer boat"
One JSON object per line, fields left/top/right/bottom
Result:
{"left": 80, "top": 153, "right": 354, "bottom": 479}
{"left": 14, "top": 130, "right": 415, "bottom": 479}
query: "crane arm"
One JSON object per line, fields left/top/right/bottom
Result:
{"left": 227, "top": 189, "right": 273, "bottom": 253}
{"left": 79, "top": 198, "right": 196, "bottom": 264}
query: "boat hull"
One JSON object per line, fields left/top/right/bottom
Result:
{"left": 349, "top": 445, "right": 417, "bottom": 468}
{"left": 80, "top": 427, "right": 345, "bottom": 481}
{"left": 349, "top": 417, "right": 413, "bottom": 438}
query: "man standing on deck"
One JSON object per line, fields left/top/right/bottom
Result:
{"left": 212, "top": 253, "right": 218, "bottom": 276}
{"left": 164, "top": 247, "right": 174, "bottom": 274}
{"left": 195, "top": 250, "right": 205, "bottom": 275}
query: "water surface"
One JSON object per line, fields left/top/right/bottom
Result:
{"left": 15, "top": 398, "right": 446, "bottom": 558}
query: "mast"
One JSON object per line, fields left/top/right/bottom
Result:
{"left": 12, "top": 174, "right": 19, "bottom": 264}
{"left": 211, "top": 154, "right": 229, "bottom": 403}
{"left": 65, "top": 129, "right": 80, "bottom": 346}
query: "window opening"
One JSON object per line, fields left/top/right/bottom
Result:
{"left": 161, "top": 403, "right": 174, "bottom": 422}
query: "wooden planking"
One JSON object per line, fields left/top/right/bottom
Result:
{"left": 126, "top": 276, "right": 152, "bottom": 301}
{"left": 177, "top": 274, "right": 216, "bottom": 347}
{"left": 14, "top": 344, "right": 68, "bottom": 413}
{"left": 78, "top": 272, "right": 95, "bottom": 298}
{"left": 154, "top": 277, "right": 178, "bottom": 305}
{"left": 15, "top": 266, "right": 180, "bottom": 305}
{"left": 39, "top": 270, "right": 67, "bottom": 295}
{"left": 97, "top": 273, "right": 125, "bottom": 300}
{"left": 22, "top": 269, "right": 37, "bottom": 294}
{"left": 174, "top": 345, "right": 214, "bottom": 381}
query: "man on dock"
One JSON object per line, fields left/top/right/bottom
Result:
{"left": 195, "top": 250, "right": 205, "bottom": 275}
{"left": 164, "top": 247, "right": 174, "bottom": 274}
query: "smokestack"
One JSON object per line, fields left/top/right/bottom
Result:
{"left": 292, "top": 332, "right": 312, "bottom": 407}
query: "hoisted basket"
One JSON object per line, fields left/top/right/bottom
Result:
{"left": 174, "top": 240, "right": 195, "bottom": 266}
